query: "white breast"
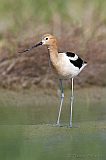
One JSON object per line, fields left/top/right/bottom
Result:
{"left": 56, "top": 53, "right": 80, "bottom": 78}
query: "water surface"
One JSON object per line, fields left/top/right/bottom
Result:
{"left": 0, "top": 87, "right": 106, "bottom": 160}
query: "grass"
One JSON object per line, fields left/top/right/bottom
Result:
{"left": 0, "top": 0, "right": 106, "bottom": 39}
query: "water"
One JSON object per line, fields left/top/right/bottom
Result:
{"left": 0, "top": 87, "right": 106, "bottom": 160}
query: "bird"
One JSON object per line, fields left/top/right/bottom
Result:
{"left": 19, "top": 34, "right": 87, "bottom": 128}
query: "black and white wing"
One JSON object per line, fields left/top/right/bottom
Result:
{"left": 66, "top": 52, "right": 87, "bottom": 69}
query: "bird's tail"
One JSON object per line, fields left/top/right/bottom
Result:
{"left": 80, "top": 61, "right": 87, "bottom": 72}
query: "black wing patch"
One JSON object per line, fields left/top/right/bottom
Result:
{"left": 66, "top": 52, "right": 75, "bottom": 57}
{"left": 61, "top": 51, "right": 87, "bottom": 69}
{"left": 66, "top": 52, "right": 84, "bottom": 69}
{"left": 70, "top": 57, "right": 84, "bottom": 69}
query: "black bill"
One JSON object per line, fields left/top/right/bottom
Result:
{"left": 18, "top": 41, "right": 42, "bottom": 53}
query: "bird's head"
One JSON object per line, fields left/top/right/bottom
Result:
{"left": 41, "top": 34, "right": 57, "bottom": 47}
{"left": 19, "top": 34, "right": 57, "bottom": 53}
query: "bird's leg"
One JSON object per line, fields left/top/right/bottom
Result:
{"left": 69, "top": 78, "right": 74, "bottom": 128}
{"left": 56, "top": 79, "right": 64, "bottom": 126}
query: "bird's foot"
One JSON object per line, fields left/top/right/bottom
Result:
{"left": 69, "top": 123, "right": 72, "bottom": 128}
{"left": 56, "top": 122, "right": 62, "bottom": 127}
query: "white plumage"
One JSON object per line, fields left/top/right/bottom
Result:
{"left": 55, "top": 52, "right": 87, "bottom": 78}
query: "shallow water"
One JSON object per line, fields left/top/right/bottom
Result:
{"left": 0, "top": 87, "right": 106, "bottom": 160}
{"left": 0, "top": 87, "right": 105, "bottom": 125}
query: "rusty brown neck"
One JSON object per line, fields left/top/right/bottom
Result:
{"left": 47, "top": 45, "right": 58, "bottom": 65}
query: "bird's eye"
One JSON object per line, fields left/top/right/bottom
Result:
{"left": 46, "top": 37, "right": 48, "bottom": 40}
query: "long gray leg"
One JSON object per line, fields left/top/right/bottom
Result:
{"left": 69, "top": 78, "right": 74, "bottom": 128}
{"left": 56, "top": 79, "right": 64, "bottom": 126}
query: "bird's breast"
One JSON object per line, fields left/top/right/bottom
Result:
{"left": 50, "top": 58, "right": 76, "bottom": 78}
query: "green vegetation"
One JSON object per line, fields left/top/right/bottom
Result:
{"left": 0, "top": 0, "right": 106, "bottom": 39}
{"left": 0, "top": 0, "right": 105, "bottom": 88}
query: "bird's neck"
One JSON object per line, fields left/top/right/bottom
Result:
{"left": 48, "top": 45, "right": 58, "bottom": 64}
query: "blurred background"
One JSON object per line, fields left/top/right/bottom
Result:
{"left": 0, "top": 1, "right": 106, "bottom": 160}
{"left": 0, "top": 0, "right": 105, "bottom": 88}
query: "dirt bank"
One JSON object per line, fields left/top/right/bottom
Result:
{"left": 0, "top": 33, "right": 105, "bottom": 89}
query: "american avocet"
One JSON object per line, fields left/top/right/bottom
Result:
{"left": 20, "top": 34, "right": 87, "bottom": 127}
